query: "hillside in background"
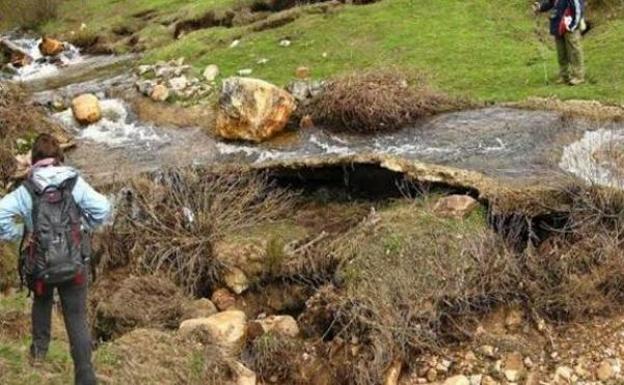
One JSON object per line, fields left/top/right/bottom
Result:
{"left": 25, "top": 0, "right": 624, "bottom": 103}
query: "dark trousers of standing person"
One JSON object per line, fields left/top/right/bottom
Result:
{"left": 31, "top": 280, "right": 97, "bottom": 385}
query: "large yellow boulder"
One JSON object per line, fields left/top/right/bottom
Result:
{"left": 215, "top": 77, "right": 296, "bottom": 142}
{"left": 71, "top": 94, "right": 102, "bottom": 125}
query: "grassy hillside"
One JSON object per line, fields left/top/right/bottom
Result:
{"left": 34, "top": 0, "right": 624, "bottom": 104}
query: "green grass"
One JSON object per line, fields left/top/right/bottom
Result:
{"left": 37, "top": 0, "right": 624, "bottom": 103}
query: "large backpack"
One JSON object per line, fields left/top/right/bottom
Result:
{"left": 19, "top": 176, "right": 86, "bottom": 289}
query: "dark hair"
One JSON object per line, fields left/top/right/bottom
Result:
{"left": 31, "top": 133, "right": 64, "bottom": 165}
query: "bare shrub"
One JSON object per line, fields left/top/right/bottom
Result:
{"left": 0, "top": 0, "right": 61, "bottom": 29}
{"left": 522, "top": 183, "right": 624, "bottom": 320}
{"left": 90, "top": 275, "right": 189, "bottom": 341}
{"left": 309, "top": 70, "right": 462, "bottom": 133}
{"left": 101, "top": 328, "right": 237, "bottom": 385}
{"left": 102, "top": 169, "right": 296, "bottom": 296}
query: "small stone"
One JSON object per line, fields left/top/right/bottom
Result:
{"left": 230, "top": 39, "right": 241, "bottom": 48}
{"left": 434, "top": 195, "right": 479, "bottom": 219}
{"left": 237, "top": 68, "right": 253, "bottom": 76}
{"left": 443, "top": 375, "right": 470, "bottom": 385}
{"left": 468, "top": 374, "right": 482, "bottom": 385}
{"left": 384, "top": 360, "right": 402, "bottom": 385}
{"left": 426, "top": 368, "right": 438, "bottom": 382}
{"left": 136, "top": 80, "right": 156, "bottom": 95}
{"left": 523, "top": 357, "right": 534, "bottom": 369}
{"left": 574, "top": 363, "right": 590, "bottom": 378}
{"left": 465, "top": 351, "right": 477, "bottom": 361}
{"left": 203, "top": 64, "right": 220, "bottom": 81}
{"left": 279, "top": 39, "right": 291, "bottom": 47}
{"left": 137, "top": 64, "right": 153, "bottom": 75}
{"left": 211, "top": 288, "right": 237, "bottom": 311}
{"left": 295, "top": 66, "right": 311, "bottom": 79}
{"left": 481, "top": 375, "right": 498, "bottom": 385}
{"left": 257, "top": 58, "right": 269, "bottom": 65}
{"left": 235, "top": 362, "right": 257, "bottom": 385}
{"left": 504, "top": 352, "right": 525, "bottom": 372}
{"left": 248, "top": 315, "right": 300, "bottom": 339}
{"left": 597, "top": 360, "right": 614, "bottom": 381}
{"left": 478, "top": 345, "right": 497, "bottom": 359}
{"left": 437, "top": 359, "right": 452, "bottom": 372}
{"left": 503, "top": 370, "right": 521, "bottom": 382}
{"left": 554, "top": 366, "right": 572, "bottom": 384}
{"left": 150, "top": 84, "right": 170, "bottom": 102}
{"left": 182, "top": 298, "right": 217, "bottom": 320}
{"left": 224, "top": 267, "right": 250, "bottom": 295}
{"left": 168, "top": 75, "right": 189, "bottom": 91}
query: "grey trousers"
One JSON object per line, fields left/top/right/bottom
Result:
{"left": 31, "top": 280, "right": 97, "bottom": 385}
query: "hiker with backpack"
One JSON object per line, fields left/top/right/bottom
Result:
{"left": 0, "top": 134, "right": 111, "bottom": 385}
{"left": 533, "top": 0, "right": 586, "bottom": 85}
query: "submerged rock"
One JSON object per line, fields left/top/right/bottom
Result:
{"left": 71, "top": 93, "right": 102, "bottom": 125}
{"left": 39, "top": 37, "right": 65, "bottom": 56}
{"left": 215, "top": 77, "right": 296, "bottom": 142}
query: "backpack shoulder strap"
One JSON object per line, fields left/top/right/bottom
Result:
{"left": 61, "top": 176, "right": 79, "bottom": 192}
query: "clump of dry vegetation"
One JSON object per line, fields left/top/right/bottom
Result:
{"left": 522, "top": 184, "right": 624, "bottom": 319}
{"left": 100, "top": 169, "right": 296, "bottom": 296}
{"left": 100, "top": 328, "right": 237, "bottom": 385}
{"left": 0, "top": 0, "right": 61, "bottom": 29}
{"left": 309, "top": 70, "right": 462, "bottom": 133}
{"left": 243, "top": 332, "right": 304, "bottom": 383}
{"left": 90, "top": 275, "right": 189, "bottom": 341}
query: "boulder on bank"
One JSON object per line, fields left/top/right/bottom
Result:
{"left": 71, "top": 93, "right": 102, "bottom": 125}
{"left": 39, "top": 37, "right": 65, "bottom": 56}
{"left": 215, "top": 77, "right": 296, "bottom": 142}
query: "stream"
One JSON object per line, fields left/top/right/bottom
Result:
{"left": 3, "top": 36, "right": 624, "bottom": 189}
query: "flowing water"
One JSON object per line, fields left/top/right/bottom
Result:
{"left": 4, "top": 36, "right": 624, "bottom": 189}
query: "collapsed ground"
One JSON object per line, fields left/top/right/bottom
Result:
{"left": 2, "top": 160, "right": 624, "bottom": 385}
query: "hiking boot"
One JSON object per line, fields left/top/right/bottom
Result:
{"left": 569, "top": 78, "right": 585, "bottom": 86}
{"left": 29, "top": 344, "right": 47, "bottom": 365}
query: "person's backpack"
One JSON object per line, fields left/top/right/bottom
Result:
{"left": 19, "top": 176, "right": 86, "bottom": 291}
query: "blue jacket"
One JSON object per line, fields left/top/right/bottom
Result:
{"left": 0, "top": 166, "right": 112, "bottom": 242}
{"left": 539, "top": 0, "right": 584, "bottom": 37}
